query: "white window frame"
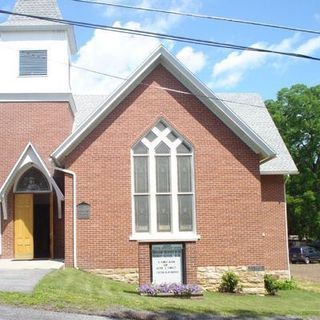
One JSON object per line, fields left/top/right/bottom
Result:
{"left": 130, "top": 121, "right": 199, "bottom": 242}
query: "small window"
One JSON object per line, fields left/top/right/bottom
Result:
{"left": 19, "top": 50, "right": 47, "bottom": 76}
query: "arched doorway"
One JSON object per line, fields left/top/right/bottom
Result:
{"left": 14, "top": 167, "right": 53, "bottom": 259}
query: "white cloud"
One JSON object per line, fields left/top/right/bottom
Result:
{"left": 176, "top": 46, "right": 206, "bottom": 73}
{"left": 296, "top": 36, "right": 320, "bottom": 55}
{"left": 71, "top": 21, "right": 160, "bottom": 94}
{"left": 71, "top": 0, "right": 199, "bottom": 94}
{"left": 210, "top": 33, "right": 311, "bottom": 89}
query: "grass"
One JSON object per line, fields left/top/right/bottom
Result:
{"left": 295, "top": 278, "right": 320, "bottom": 293}
{"left": 0, "top": 268, "right": 319, "bottom": 318}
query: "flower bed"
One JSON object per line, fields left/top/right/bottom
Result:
{"left": 138, "top": 283, "right": 203, "bottom": 298}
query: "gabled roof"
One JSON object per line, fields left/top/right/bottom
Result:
{"left": 4, "top": 0, "right": 62, "bottom": 26}
{"left": 72, "top": 93, "right": 298, "bottom": 175}
{"left": 0, "top": 142, "right": 64, "bottom": 219}
{"left": 52, "top": 45, "right": 276, "bottom": 164}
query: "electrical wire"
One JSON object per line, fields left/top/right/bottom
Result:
{"left": 1, "top": 9, "right": 320, "bottom": 62}
{"left": 1, "top": 43, "right": 267, "bottom": 109}
{"left": 71, "top": 0, "right": 320, "bottom": 36}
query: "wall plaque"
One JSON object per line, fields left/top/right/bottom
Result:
{"left": 77, "top": 202, "right": 91, "bottom": 219}
{"left": 248, "top": 265, "right": 265, "bottom": 272}
{"left": 151, "top": 244, "right": 184, "bottom": 284}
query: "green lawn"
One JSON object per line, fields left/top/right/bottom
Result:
{"left": 0, "top": 268, "right": 319, "bottom": 318}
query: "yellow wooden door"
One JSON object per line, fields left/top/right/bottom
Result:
{"left": 14, "top": 194, "right": 33, "bottom": 259}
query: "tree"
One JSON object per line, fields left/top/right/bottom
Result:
{"left": 266, "top": 84, "right": 320, "bottom": 240}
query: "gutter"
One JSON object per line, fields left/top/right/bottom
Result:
{"left": 54, "top": 167, "right": 78, "bottom": 269}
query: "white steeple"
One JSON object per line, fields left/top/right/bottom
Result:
{"left": 0, "top": 0, "right": 77, "bottom": 94}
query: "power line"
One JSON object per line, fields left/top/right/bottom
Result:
{"left": 70, "top": 63, "right": 267, "bottom": 109}
{"left": 1, "top": 9, "right": 320, "bottom": 62}
{"left": 0, "top": 43, "right": 266, "bottom": 109}
{"left": 72, "top": 0, "right": 320, "bottom": 36}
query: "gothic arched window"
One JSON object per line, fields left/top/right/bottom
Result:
{"left": 16, "top": 168, "right": 50, "bottom": 192}
{"left": 132, "top": 120, "right": 195, "bottom": 238}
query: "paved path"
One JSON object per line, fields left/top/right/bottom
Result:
{"left": 0, "top": 260, "right": 64, "bottom": 293}
{"left": 0, "top": 306, "right": 112, "bottom": 320}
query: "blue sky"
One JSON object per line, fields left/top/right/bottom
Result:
{"left": 1, "top": 0, "right": 320, "bottom": 99}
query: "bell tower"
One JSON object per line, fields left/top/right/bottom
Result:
{"left": 0, "top": 0, "right": 77, "bottom": 94}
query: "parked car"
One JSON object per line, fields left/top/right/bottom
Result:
{"left": 289, "top": 246, "right": 320, "bottom": 264}
{"left": 310, "top": 240, "right": 320, "bottom": 249}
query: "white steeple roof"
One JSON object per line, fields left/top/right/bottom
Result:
{"left": 4, "top": 0, "right": 63, "bottom": 26}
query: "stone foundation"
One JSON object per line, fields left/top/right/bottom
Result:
{"left": 197, "top": 266, "right": 290, "bottom": 295}
{"left": 88, "top": 268, "right": 139, "bottom": 284}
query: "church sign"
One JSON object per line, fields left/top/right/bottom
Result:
{"left": 151, "top": 244, "right": 184, "bottom": 284}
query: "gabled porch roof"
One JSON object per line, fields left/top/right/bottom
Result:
{"left": 0, "top": 142, "right": 64, "bottom": 220}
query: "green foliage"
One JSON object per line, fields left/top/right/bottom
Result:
{"left": 0, "top": 269, "right": 320, "bottom": 317}
{"left": 264, "top": 275, "right": 297, "bottom": 295}
{"left": 264, "top": 275, "right": 279, "bottom": 295}
{"left": 219, "top": 271, "right": 240, "bottom": 293}
{"left": 276, "top": 279, "right": 297, "bottom": 291}
{"left": 266, "top": 84, "right": 320, "bottom": 240}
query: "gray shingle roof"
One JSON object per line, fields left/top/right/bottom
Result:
{"left": 73, "top": 92, "right": 298, "bottom": 175}
{"left": 3, "top": 0, "right": 63, "bottom": 26}
{"left": 216, "top": 93, "right": 298, "bottom": 174}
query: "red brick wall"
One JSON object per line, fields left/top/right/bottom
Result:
{"left": 1, "top": 190, "right": 14, "bottom": 258}
{"left": 0, "top": 101, "right": 73, "bottom": 258}
{"left": 261, "top": 175, "right": 288, "bottom": 270}
{"left": 63, "top": 64, "right": 288, "bottom": 279}
{"left": 0, "top": 102, "right": 73, "bottom": 185}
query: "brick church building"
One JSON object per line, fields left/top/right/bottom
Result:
{"left": 0, "top": 0, "right": 297, "bottom": 293}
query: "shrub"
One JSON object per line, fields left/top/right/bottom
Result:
{"left": 219, "top": 271, "right": 240, "bottom": 293}
{"left": 264, "top": 275, "right": 279, "bottom": 295}
{"left": 138, "top": 283, "right": 203, "bottom": 296}
{"left": 276, "top": 279, "right": 297, "bottom": 291}
{"left": 264, "top": 275, "right": 297, "bottom": 295}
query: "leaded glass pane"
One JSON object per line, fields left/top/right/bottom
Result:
{"left": 134, "top": 157, "right": 148, "bottom": 193}
{"left": 155, "top": 141, "right": 170, "bottom": 154}
{"left": 157, "top": 195, "right": 171, "bottom": 232}
{"left": 16, "top": 168, "right": 50, "bottom": 192}
{"left": 156, "top": 157, "right": 170, "bottom": 193}
{"left": 177, "top": 156, "right": 192, "bottom": 192}
{"left": 177, "top": 142, "right": 191, "bottom": 154}
{"left": 178, "top": 195, "right": 193, "bottom": 231}
{"left": 133, "top": 142, "right": 148, "bottom": 154}
{"left": 135, "top": 196, "right": 149, "bottom": 232}
{"left": 167, "top": 131, "right": 178, "bottom": 142}
{"left": 145, "top": 130, "right": 157, "bottom": 142}
{"left": 156, "top": 121, "right": 167, "bottom": 131}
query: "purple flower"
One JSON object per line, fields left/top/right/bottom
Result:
{"left": 138, "top": 283, "right": 203, "bottom": 296}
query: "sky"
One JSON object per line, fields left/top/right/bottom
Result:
{"left": 1, "top": 0, "right": 320, "bottom": 100}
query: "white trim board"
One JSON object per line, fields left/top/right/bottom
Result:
{"left": 51, "top": 45, "right": 275, "bottom": 164}
{"left": 0, "top": 92, "right": 77, "bottom": 115}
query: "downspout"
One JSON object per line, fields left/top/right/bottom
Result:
{"left": 0, "top": 201, "right": 2, "bottom": 256}
{"left": 284, "top": 174, "right": 291, "bottom": 279}
{"left": 54, "top": 167, "right": 78, "bottom": 269}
